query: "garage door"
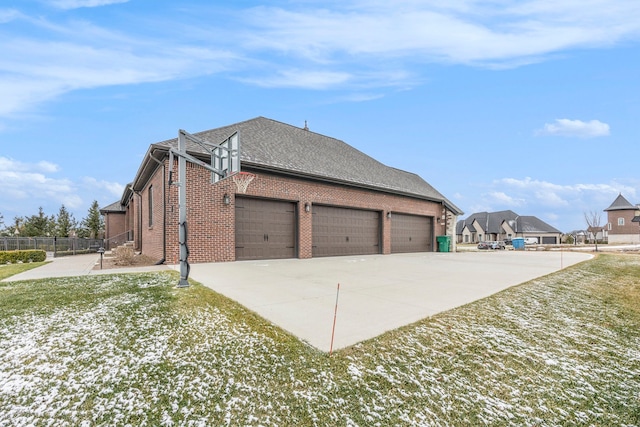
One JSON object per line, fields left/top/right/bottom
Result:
{"left": 235, "top": 197, "right": 297, "bottom": 260}
{"left": 312, "top": 205, "right": 380, "bottom": 257}
{"left": 542, "top": 236, "right": 557, "bottom": 244}
{"left": 391, "top": 213, "right": 433, "bottom": 253}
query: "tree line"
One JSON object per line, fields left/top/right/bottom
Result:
{"left": 0, "top": 201, "right": 104, "bottom": 239}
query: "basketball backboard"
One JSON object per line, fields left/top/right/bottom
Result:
{"left": 211, "top": 132, "right": 239, "bottom": 183}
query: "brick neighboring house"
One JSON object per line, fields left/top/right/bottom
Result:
{"left": 456, "top": 210, "right": 562, "bottom": 244}
{"left": 604, "top": 193, "right": 640, "bottom": 244}
{"left": 101, "top": 117, "right": 462, "bottom": 263}
{"left": 99, "top": 200, "right": 127, "bottom": 249}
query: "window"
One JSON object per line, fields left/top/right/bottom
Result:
{"left": 608, "top": 223, "right": 612, "bottom": 230}
{"left": 148, "top": 185, "right": 154, "bottom": 226}
{"left": 464, "top": 235, "right": 469, "bottom": 243}
{"left": 618, "top": 218, "right": 624, "bottom": 226}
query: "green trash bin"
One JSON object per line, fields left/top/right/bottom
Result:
{"left": 436, "top": 235, "right": 451, "bottom": 253}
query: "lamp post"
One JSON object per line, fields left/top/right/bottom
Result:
{"left": 97, "top": 247, "right": 105, "bottom": 269}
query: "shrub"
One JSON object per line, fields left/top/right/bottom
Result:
{"left": 0, "top": 250, "right": 47, "bottom": 264}
{"left": 114, "top": 246, "right": 135, "bottom": 266}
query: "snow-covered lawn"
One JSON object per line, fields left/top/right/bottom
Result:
{"left": 1, "top": 255, "right": 639, "bottom": 426}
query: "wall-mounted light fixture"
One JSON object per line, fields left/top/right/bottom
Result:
{"left": 223, "top": 193, "right": 231, "bottom": 205}
{"left": 387, "top": 211, "right": 392, "bottom": 219}
{"left": 305, "top": 202, "right": 311, "bottom": 212}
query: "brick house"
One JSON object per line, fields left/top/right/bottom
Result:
{"left": 101, "top": 117, "right": 462, "bottom": 263}
{"left": 99, "top": 200, "right": 127, "bottom": 249}
{"left": 604, "top": 193, "right": 640, "bottom": 244}
{"left": 456, "top": 210, "right": 562, "bottom": 244}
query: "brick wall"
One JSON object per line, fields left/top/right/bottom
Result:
{"left": 607, "top": 210, "right": 639, "bottom": 235}
{"left": 137, "top": 159, "right": 447, "bottom": 263}
{"left": 607, "top": 209, "right": 640, "bottom": 243}
{"left": 140, "top": 165, "right": 168, "bottom": 262}
{"left": 103, "top": 212, "right": 125, "bottom": 248}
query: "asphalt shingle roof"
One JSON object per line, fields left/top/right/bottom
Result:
{"left": 604, "top": 193, "right": 637, "bottom": 211}
{"left": 149, "top": 117, "right": 462, "bottom": 214}
{"left": 99, "top": 200, "right": 125, "bottom": 213}
{"left": 456, "top": 210, "right": 561, "bottom": 234}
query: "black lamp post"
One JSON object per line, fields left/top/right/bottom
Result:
{"left": 97, "top": 247, "right": 105, "bottom": 269}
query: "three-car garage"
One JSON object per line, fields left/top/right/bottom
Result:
{"left": 235, "top": 197, "right": 436, "bottom": 261}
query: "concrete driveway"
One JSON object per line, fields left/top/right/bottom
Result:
{"left": 188, "top": 250, "right": 592, "bottom": 352}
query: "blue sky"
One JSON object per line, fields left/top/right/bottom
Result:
{"left": 1, "top": 0, "right": 639, "bottom": 232}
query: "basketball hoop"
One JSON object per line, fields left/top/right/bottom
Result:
{"left": 232, "top": 171, "right": 255, "bottom": 194}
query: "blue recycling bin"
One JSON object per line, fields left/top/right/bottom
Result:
{"left": 512, "top": 237, "right": 525, "bottom": 250}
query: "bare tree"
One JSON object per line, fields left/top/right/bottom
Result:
{"left": 584, "top": 210, "right": 603, "bottom": 251}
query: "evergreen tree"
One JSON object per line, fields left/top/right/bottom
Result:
{"left": 54, "top": 205, "right": 77, "bottom": 237}
{"left": 10, "top": 217, "right": 24, "bottom": 236}
{"left": 22, "top": 207, "right": 55, "bottom": 236}
{"left": 81, "top": 200, "right": 104, "bottom": 239}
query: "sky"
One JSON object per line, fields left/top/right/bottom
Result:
{"left": 1, "top": 0, "right": 639, "bottom": 233}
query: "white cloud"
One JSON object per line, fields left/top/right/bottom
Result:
{"left": 487, "top": 191, "right": 526, "bottom": 206}
{"left": 0, "top": 157, "right": 80, "bottom": 207}
{"left": 81, "top": 177, "right": 125, "bottom": 198}
{"left": 538, "top": 119, "right": 610, "bottom": 138}
{"left": 240, "top": 69, "right": 352, "bottom": 89}
{"left": 2, "top": 1, "right": 640, "bottom": 115}
{"left": 48, "top": 0, "right": 129, "bottom": 10}
{"left": 0, "top": 16, "right": 239, "bottom": 118}
{"left": 241, "top": 1, "right": 640, "bottom": 66}
{"left": 0, "top": 157, "right": 125, "bottom": 219}
{"left": 460, "top": 176, "right": 639, "bottom": 231}
{"left": 495, "top": 177, "right": 637, "bottom": 209}
{"left": 0, "top": 8, "right": 21, "bottom": 23}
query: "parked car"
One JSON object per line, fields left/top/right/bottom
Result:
{"left": 524, "top": 237, "right": 539, "bottom": 245}
{"left": 490, "top": 241, "right": 506, "bottom": 250}
{"left": 478, "top": 241, "right": 505, "bottom": 250}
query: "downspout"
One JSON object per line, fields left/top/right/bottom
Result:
{"left": 149, "top": 151, "right": 167, "bottom": 264}
{"left": 129, "top": 185, "right": 143, "bottom": 254}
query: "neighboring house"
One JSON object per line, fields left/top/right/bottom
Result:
{"left": 101, "top": 117, "right": 462, "bottom": 263}
{"left": 604, "top": 193, "right": 640, "bottom": 244}
{"left": 99, "top": 199, "right": 129, "bottom": 250}
{"left": 567, "top": 229, "right": 588, "bottom": 244}
{"left": 456, "top": 210, "right": 562, "bottom": 244}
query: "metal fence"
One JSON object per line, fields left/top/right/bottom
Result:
{"left": 1, "top": 237, "right": 104, "bottom": 256}
{"left": 104, "top": 230, "right": 133, "bottom": 251}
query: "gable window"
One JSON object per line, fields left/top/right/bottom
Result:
{"left": 148, "top": 185, "right": 154, "bottom": 227}
{"left": 618, "top": 218, "right": 624, "bottom": 226}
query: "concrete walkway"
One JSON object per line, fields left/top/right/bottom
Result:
{"left": 1, "top": 253, "right": 170, "bottom": 282}
{"left": 2, "top": 250, "right": 593, "bottom": 352}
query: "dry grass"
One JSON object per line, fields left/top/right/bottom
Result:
{"left": 1, "top": 253, "right": 639, "bottom": 426}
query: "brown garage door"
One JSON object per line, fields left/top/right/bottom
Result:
{"left": 391, "top": 213, "right": 433, "bottom": 253}
{"left": 312, "top": 205, "right": 380, "bottom": 257}
{"left": 235, "top": 197, "right": 297, "bottom": 260}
